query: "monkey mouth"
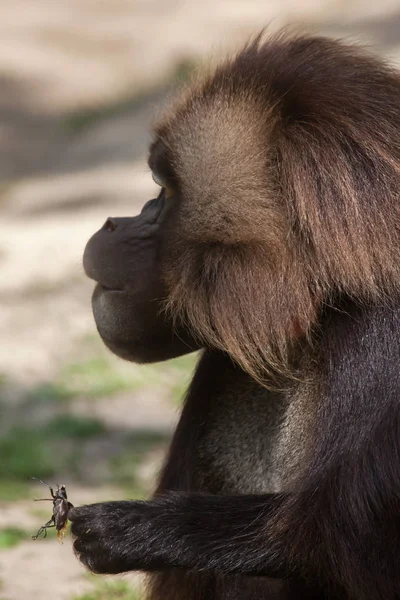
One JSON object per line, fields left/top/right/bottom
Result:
{"left": 99, "top": 284, "right": 123, "bottom": 293}
{"left": 93, "top": 283, "right": 127, "bottom": 299}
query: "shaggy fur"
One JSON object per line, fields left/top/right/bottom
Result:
{"left": 153, "top": 33, "right": 400, "bottom": 381}
{"left": 72, "top": 32, "right": 400, "bottom": 600}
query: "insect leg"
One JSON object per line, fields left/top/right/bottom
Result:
{"left": 32, "top": 517, "right": 56, "bottom": 540}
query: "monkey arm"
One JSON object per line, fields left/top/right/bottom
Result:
{"left": 70, "top": 492, "right": 288, "bottom": 576}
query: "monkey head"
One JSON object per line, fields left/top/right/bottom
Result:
{"left": 83, "top": 33, "right": 400, "bottom": 381}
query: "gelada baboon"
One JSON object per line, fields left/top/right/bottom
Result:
{"left": 71, "top": 31, "right": 400, "bottom": 599}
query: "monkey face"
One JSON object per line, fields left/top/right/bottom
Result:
{"left": 83, "top": 194, "right": 168, "bottom": 358}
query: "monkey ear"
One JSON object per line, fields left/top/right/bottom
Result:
{"left": 164, "top": 243, "right": 317, "bottom": 384}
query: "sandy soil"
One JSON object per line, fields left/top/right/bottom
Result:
{"left": 2, "top": 1, "right": 400, "bottom": 599}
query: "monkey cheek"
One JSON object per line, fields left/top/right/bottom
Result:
{"left": 91, "top": 285, "right": 141, "bottom": 360}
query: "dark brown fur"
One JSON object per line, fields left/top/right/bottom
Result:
{"left": 155, "top": 33, "right": 400, "bottom": 381}
{"left": 72, "top": 31, "right": 400, "bottom": 600}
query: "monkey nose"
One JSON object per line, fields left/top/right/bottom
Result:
{"left": 103, "top": 218, "right": 118, "bottom": 232}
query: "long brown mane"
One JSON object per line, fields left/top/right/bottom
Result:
{"left": 154, "top": 32, "right": 400, "bottom": 381}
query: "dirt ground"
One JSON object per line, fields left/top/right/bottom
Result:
{"left": 2, "top": 1, "right": 400, "bottom": 599}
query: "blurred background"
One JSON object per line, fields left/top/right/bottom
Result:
{"left": 1, "top": 1, "right": 400, "bottom": 598}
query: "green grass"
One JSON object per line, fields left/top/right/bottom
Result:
{"left": 0, "top": 428, "right": 58, "bottom": 480}
{"left": 25, "top": 329, "right": 198, "bottom": 407}
{"left": 74, "top": 579, "right": 142, "bottom": 600}
{"left": 45, "top": 414, "right": 105, "bottom": 438}
{"left": 0, "top": 418, "right": 167, "bottom": 490}
{"left": 28, "top": 382, "right": 73, "bottom": 404}
{"left": 27, "top": 358, "right": 135, "bottom": 403}
{"left": 60, "top": 356, "right": 144, "bottom": 399}
{"left": 0, "top": 480, "right": 30, "bottom": 501}
{"left": 0, "top": 527, "right": 28, "bottom": 549}
{"left": 0, "top": 414, "right": 105, "bottom": 483}
{"left": 60, "top": 352, "right": 197, "bottom": 402}
{"left": 0, "top": 336, "right": 197, "bottom": 499}
{"left": 29, "top": 352, "right": 197, "bottom": 407}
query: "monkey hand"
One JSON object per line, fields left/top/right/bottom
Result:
{"left": 69, "top": 499, "right": 175, "bottom": 574}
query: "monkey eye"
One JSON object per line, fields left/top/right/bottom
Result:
{"left": 152, "top": 171, "right": 174, "bottom": 199}
{"left": 152, "top": 171, "right": 167, "bottom": 188}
